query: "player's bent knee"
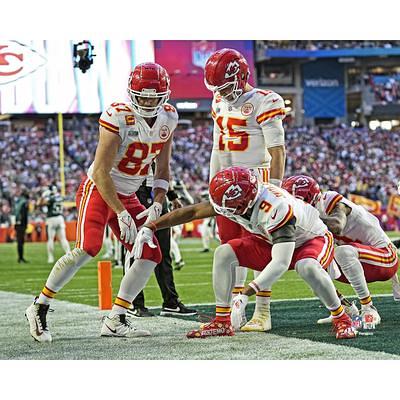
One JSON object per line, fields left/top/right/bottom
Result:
{"left": 55, "top": 248, "right": 91, "bottom": 272}
{"left": 214, "top": 244, "right": 238, "bottom": 266}
{"left": 334, "top": 245, "right": 358, "bottom": 263}
{"left": 295, "top": 258, "right": 322, "bottom": 279}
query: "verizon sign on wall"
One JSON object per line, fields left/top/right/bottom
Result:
{"left": 0, "top": 40, "right": 154, "bottom": 114}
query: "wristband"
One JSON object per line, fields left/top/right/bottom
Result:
{"left": 147, "top": 221, "right": 157, "bottom": 231}
{"left": 153, "top": 179, "right": 169, "bottom": 191}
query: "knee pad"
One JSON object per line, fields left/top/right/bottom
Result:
{"left": 214, "top": 244, "right": 239, "bottom": 269}
{"left": 295, "top": 258, "right": 322, "bottom": 280}
{"left": 334, "top": 245, "right": 358, "bottom": 263}
{"left": 54, "top": 248, "right": 91, "bottom": 272}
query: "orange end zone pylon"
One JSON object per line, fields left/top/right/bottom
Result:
{"left": 98, "top": 261, "right": 112, "bottom": 310}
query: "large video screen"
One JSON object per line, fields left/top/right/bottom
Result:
{"left": 0, "top": 40, "right": 154, "bottom": 114}
{"left": 154, "top": 40, "right": 255, "bottom": 99}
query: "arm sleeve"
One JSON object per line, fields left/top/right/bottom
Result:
{"left": 250, "top": 241, "right": 296, "bottom": 291}
{"left": 262, "top": 119, "right": 285, "bottom": 148}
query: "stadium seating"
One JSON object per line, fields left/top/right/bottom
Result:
{"left": 0, "top": 119, "right": 399, "bottom": 230}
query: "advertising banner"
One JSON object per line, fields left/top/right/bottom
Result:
{"left": 154, "top": 40, "right": 255, "bottom": 99}
{"left": 0, "top": 40, "right": 154, "bottom": 114}
{"left": 348, "top": 194, "right": 382, "bottom": 215}
{"left": 387, "top": 194, "right": 400, "bottom": 217}
{"left": 302, "top": 59, "right": 345, "bottom": 118}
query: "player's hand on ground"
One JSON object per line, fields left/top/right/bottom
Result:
{"left": 171, "top": 198, "right": 183, "bottom": 210}
{"left": 231, "top": 294, "right": 249, "bottom": 330}
{"left": 136, "top": 202, "right": 163, "bottom": 224}
{"left": 117, "top": 209, "right": 137, "bottom": 245}
{"left": 133, "top": 227, "right": 157, "bottom": 259}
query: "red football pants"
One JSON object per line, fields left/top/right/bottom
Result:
{"left": 335, "top": 243, "right": 398, "bottom": 283}
{"left": 74, "top": 176, "right": 161, "bottom": 262}
{"left": 227, "top": 232, "right": 334, "bottom": 271}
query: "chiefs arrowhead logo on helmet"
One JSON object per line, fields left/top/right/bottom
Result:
{"left": 224, "top": 61, "right": 240, "bottom": 79}
{"left": 223, "top": 184, "right": 243, "bottom": 201}
{"left": 293, "top": 176, "right": 310, "bottom": 189}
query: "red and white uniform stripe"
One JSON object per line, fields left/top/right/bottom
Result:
{"left": 316, "top": 191, "right": 398, "bottom": 278}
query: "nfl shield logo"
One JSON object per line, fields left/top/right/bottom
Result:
{"left": 192, "top": 41, "right": 217, "bottom": 69}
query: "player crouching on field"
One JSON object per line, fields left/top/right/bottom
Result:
{"left": 282, "top": 175, "right": 399, "bottom": 326}
{"left": 133, "top": 166, "right": 357, "bottom": 340}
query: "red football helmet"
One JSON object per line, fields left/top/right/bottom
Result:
{"left": 209, "top": 167, "right": 260, "bottom": 216}
{"left": 127, "top": 62, "right": 171, "bottom": 117}
{"left": 282, "top": 175, "right": 321, "bottom": 206}
{"left": 204, "top": 48, "right": 250, "bottom": 104}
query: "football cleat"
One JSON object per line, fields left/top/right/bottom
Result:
{"left": 317, "top": 301, "right": 359, "bottom": 324}
{"left": 332, "top": 313, "right": 357, "bottom": 339}
{"left": 25, "top": 298, "right": 52, "bottom": 343}
{"left": 360, "top": 304, "right": 381, "bottom": 326}
{"left": 187, "top": 319, "right": 234, "bottom": 339}
{"left": 241, "top": 306, "right": 272, "bottom": 332}
{"left": 230, "top": 294, "right": 248, "bottom": 330}
{"left": 101, "top": 314, "right": 151, "bottom": 337}
{"left": 160, "top": 302, "right": 197, "bottom": 316}
{"left": 173, "top": 260, "right": 185, "bottom": 271}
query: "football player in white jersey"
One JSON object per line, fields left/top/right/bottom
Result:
{"left": 282, "top": 175, "right": 400, "bottom": 326}
{"left": 204, "top": 48, "right": 287, "bottom": 332}
{"left": 26, "top": 63, "right": 178, "bottom": 342}
{"left": 133, "top": 167, "right": 357, "bottom": 340}
{"left": 39, "top": 184, "right": 70, "bottom": 264}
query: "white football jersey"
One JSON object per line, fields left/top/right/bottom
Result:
{"left": 87, "top": 102, "right": 178, "bottom": 195}
{"left": 316, "top": 191, "right": 391, "bottom": 248}
{"left": 227, "top": 184, "right": 328, "bottom": 247}
{"left": 210, "top": 88, "right": 286, "bottom": 182}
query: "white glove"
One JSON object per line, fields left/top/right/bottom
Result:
{"left": 133, "top": 227, "right": 157, "bottom": 259}
{"left": 136, "top": 202, "right": 163, "bottom": 224}
{"left": 117, "top": 210, "right": 137, "bottom": 245}
{"left": 231, "top": 294, "right": 249, "bottom": 330}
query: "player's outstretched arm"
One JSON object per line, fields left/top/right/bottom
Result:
{"left": 145, "top": 201, "right": 216, "bottom": 231}
{"left": 133, "top": 201, "right": 216, "bottom": 259}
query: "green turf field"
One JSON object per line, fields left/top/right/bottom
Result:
{"left": 1, "top": 233, "right": 399, "bottom": 359}
{"left": 0, "top": 233, "right": 399, "bottom": 307}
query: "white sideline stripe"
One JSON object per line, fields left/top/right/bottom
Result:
{"left": 2, "top": 290, "right": 398, "bottom": 360}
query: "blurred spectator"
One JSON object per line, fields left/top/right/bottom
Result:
{"left": 369, "top": 74, "right": 400, "bottom": 104}
{"left": 14, "top": 188, "right": 30, "bottom": 263}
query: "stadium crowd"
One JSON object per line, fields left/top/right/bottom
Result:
{"left": 369, "top": 75, "right": 400, "bottom": 104}
{"left": 0, "top": 118, "right": 399, "bottom": 227}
